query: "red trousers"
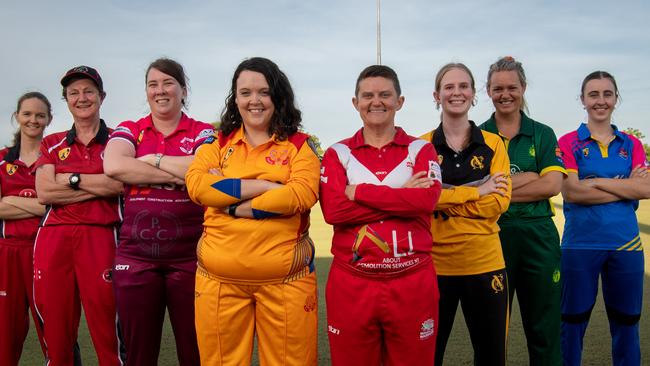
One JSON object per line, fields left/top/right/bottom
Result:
{"left": 326, "top": 259, "right": 439, "bottom": 366}
{"left": 33, "top": 225, "right": 124, "bottom": 366}
{"left": 0, "top": 240, "right": 46, "bottom": 366}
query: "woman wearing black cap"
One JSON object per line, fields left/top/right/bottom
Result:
{"left": 33, "top": 66, "right": 125, "bottom": 366}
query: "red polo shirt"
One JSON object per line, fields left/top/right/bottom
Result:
{"left": 109, "top": 113, "right": 214, "bottom": 262}
{"left": 0, "top": 146, "right": 41, "bottom": 243}
{"left": 35, "top": 120, "right": 122, "bottom": 226}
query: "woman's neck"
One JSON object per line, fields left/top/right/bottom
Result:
{"left": 73, "top": 119, "right": 101, "bottom": 145}
{"left": 362, "top": 124, "right": 396, "bottom": 148}
{"left": 441, "top": 113, "right": 471, "bottom": 152}
{"left": 18, "top": 134, "right": 42, "bottom": 165}
{"left": 152, "top": 111, "right": 182, "bottom": 136}
{"left": 587, "top": 119, "right": 614, "bottom": 142}
{"left": 441, "top": 113, "right": 471, "bottom": 136}
{"left": 494, "top": 110, "right": 521, "bottom": 139}
{"left": 244, "top": 126, "right": 271, "bottom": 148}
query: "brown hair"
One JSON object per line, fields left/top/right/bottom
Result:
{"left": 355, "top": 65, "right": 402, "bottom": 96}
{"left": 9, "top": 91, "right": 52, "bottom": 148}
{"left": 146, "top": 58, "right": 189, "bottom": 107}
{"left": 580, "top": 70, "right": 619, "bottom": 98}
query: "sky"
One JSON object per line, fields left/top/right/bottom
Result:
{"left": 1, "top": 0, "right": 649, "bottom": 148}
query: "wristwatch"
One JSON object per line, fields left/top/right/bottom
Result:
{"left": 69, "top": 173, "right": 81, "bottom": 190}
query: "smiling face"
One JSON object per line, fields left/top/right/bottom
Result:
{"left": 16, "top": 97, "right": 50, "bottom": 139}
{"left": 146, "top": 67, "right": 186, "bottom": 120}
{"left": 434, "top": 67, "right": 475, "bottom": 118}
{"left": 487, "top": 70, "right": 525, "bottom": 116}
{"left": 65, "top": 78, "right": 103, "bottom": 121}
{"left": 235, "top": 70, "right": 275, "bottom": 133}
{"left": 353, "top": 76, "right": 404, "bottom": 128}
{"left": 581, "top": 77, "right": 617, "bottom": 124}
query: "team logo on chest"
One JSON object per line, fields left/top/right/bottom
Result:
{"left": 529, "top": 145, "right": 536, "bottom": 157}
{"left": 582, "top": 147, "right": 589, "bottom": 157}
{"left": 137, "top": 130, "right": 145, "bottom": 145}
{"left": 265, "top": 149, "right": 289, "bottom": 165}
{"left": 222, "top": 146, "right": 235, "bottom": 167}
{"left": 58, "top": 147, "right": 71, "bottom": 160}
{"left": 470, "top": 155, "right": 484, "bottom": 170}
{"left": 5, "top": 163, "right": 18, "bottom": 175}
{"left": 618, "top": 148, "right": 628, "bottom": 160}
{"left": 179, "top": 137, "right": 195, "bottom": 155}
{"left": 438, "top": 155, "right": 444, "bottom": 165}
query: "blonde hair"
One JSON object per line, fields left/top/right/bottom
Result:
{"left": 486, "top": 56, "right": 529, "bottom": 114}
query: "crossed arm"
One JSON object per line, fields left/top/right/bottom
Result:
{"left": 510, "top": 170, "right": 564, "bottom": 203}
{"left": 103, "top": 139, "right": 187, "bottom": 185}
{"left": 0, "top": 187, "right": 45, "bottom": 219}
{"left": 35, "top": 164, "right": 123, "bottom": 205}
{"left": 562, "top": 166, "right": 650, "bottom": 204}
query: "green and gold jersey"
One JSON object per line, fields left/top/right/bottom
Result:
{"left": 480, "top": 112, "right": 566, "bottom": 221}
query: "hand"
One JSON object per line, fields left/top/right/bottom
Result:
{"left": 345, "top": 185, "right": 357, "bottom": 200}
{"left": 402, "top": 171, "right": 434, "bottom": 188}
{"left": 478, "top": 172, "right": 508, "bottom": 197}
{"left": 630, "top": 165, "right": 648, "bottom": 179}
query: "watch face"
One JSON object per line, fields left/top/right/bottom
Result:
{"left": 70, "top": 175, "right": 80, "bottom": 184}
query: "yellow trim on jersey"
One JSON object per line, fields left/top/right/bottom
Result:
{"left": 591, "top": 137, "right": 611, "bottom": 158}
{"left": 498, "top": 132, "right": 510, "bottom": 150}
{"left": 616, "top": 235, "right": 643, "bottom": 251}
{"left": 540, "top": 165, "right": 567, "bottom": 176}
{"left": 566, "top": 168, "right": 578, "bottom": 174}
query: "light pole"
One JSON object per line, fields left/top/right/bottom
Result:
{"left": 376, "top": 0, "right": 382, "bottom": 65}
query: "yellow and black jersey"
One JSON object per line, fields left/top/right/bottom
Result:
{"left": 421, "top": 121, "right": 511, "bottom": 275}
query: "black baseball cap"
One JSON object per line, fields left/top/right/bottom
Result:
{"left": 60, "top": 65, "right": 104, "bottom": 92}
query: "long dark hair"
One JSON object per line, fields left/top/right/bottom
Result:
{"left": 219, "top": 57, "right": 302, "bottom": 140}
{"left": 9, "top": 91, "right": 52, "bottom": 148}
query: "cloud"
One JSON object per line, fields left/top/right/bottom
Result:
{"left": 1, "top": 0, "right": 648, "bottom": 148}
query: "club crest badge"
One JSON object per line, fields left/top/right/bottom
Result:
{"left": 58, "top": 147, "right": 71, "bottom": 161}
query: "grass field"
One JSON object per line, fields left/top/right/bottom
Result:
{"left": 19, "top": 199, "right": 650, "bottom": 365}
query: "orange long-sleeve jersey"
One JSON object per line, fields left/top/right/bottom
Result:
{"left": 186, "top": 127, "right": 321, "bottom": 285}
{"left": 421, "top": 122, "right": 511, "bottom": 275}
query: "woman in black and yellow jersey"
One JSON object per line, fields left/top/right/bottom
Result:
{"left": 420, "top": 62, "right": 511, "bottom": 366}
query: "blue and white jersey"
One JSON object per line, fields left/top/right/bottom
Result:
{"left": 558, "top": 123, "right": 648, "bottom": 251}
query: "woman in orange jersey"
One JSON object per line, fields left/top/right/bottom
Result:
{"left": 420, "top": 62, "right": 511, "bottom": 366}
{"left": 0, "top": 92, "right": 51, "bottom": 366}
{"left": 186, "top": 57, "right": 320, "bottom": 366}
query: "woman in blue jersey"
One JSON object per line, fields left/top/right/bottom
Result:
{"left": 558, "top": 71, "right": 650, "bottom": 366}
